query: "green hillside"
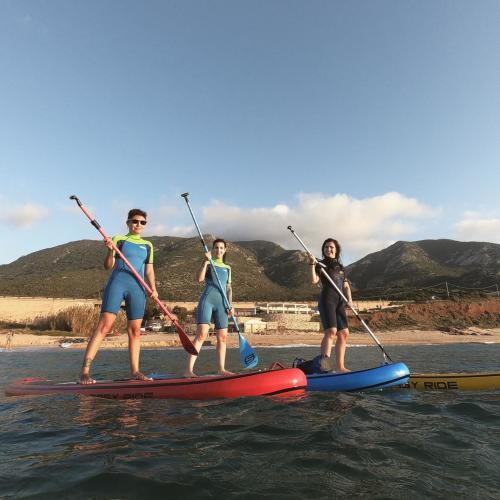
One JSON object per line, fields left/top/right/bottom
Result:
{"left": 0, "top": 236, "right": 318, "bottom": 300}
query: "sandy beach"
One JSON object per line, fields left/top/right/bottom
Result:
{"left": 2, "top": 326, "right": 500, "bottom": 350}
{"left": 2, "top": 296, "right": 500, "bottom": 350}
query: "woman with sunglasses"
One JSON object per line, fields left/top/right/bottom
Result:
{"left": 184, "top": 238, "right": 234, "bottom": 377}
{"left": 79, "top": 209, "right": 157, "bottom": 384}
{"left": 308, "top": 238, "right": 353, "bottom": 373}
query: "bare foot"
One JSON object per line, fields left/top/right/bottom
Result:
{"left": 219, "top": 370, "right": 235, "bottom": 376}
{"left": 79, "top": 373, "right": 96, "bottom": 385}
{"left": 131, "top": 371, "right": 152, "bottom": 381}
{"left": 183, "top": 371, "right": 198, "bottom": 378}
{"left": 337, "top": 367, "right": 351, "bottom": 373}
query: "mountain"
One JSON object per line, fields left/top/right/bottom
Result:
{"left": 1, "top": 237, "right": 499, "bottom": 300}
{"left": 0, "top": 236, "right": 318, "bottom": 300}
{"left": 346, "top": 239, "right": 500, "bottom": 293}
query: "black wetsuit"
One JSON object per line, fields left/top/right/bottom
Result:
{"left": 315, "top": 258, "right": 348, "bottom": 330}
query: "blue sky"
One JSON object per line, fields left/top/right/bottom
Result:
{"left": 1, "top": 0, "right": 499, "bottom": 265}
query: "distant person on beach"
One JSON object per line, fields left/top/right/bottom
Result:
{"left": 308, "top": 238, "right": 353, "bottom": 372}
{"left": 79, "top": 209, "right": 157, "bottom": 384}
{"left": 184, "top": 239, "right": 234, "bottom": 377}
{"left": 5, "top": 331, "right": 14, "bottom": 350}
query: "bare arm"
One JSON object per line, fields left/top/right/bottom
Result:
{"left": 196, "top": 252, "right": 211, "bottom": 283}
{"left": 145, "top": 263, "right": 158, "bottom": 298}
{"left": 308, "top": 253, "right": 320, "bottom": 284}
{"left": 226, "top": 284, "right": 235, "bottom": 316}
{"left": 103, "top": 238, "right": 115, "bottom": 270}
{"left": 343, "top": 280, "right": 353, "bottom": 306}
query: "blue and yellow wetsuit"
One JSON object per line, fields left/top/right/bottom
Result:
{"left": 101, "top": 233, "right": 154, "bottom": 320}
{"left": 196, "top": 259, "right": 232, "bottom": 329}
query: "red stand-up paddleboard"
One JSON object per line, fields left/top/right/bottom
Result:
{"left": 5, "top": 368, "right": 307, "bottom": 400}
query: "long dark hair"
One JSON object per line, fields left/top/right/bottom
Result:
{"left": 213, "top": 238, "right": 227, "bottom": 263}
{"left": 321, "top": 238, "right": 342, "bottom": 264}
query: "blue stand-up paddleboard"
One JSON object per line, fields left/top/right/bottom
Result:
{"left": 305, "top": 362, "right": 410, "bottom": 392}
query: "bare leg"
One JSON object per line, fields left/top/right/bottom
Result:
{"left": 184, "top": 324, "right": 209, "bottom": 377}
{"left": 128, "top": 318, "right": 151, "bottom": 380}
{"left": 320, "top": 327, "right": 337, "bottom": 358}
{"left": 79, "top": 312, "right": 116, "bottom": 384}
{"left": 335, "top": 328, "right": 350, "bottom": 372}
{"left": 216, "top": 328, "right": 234, "bottom": 376}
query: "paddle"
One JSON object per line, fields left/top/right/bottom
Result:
{"left": 70, "top": 195, "right": 198, "bottom": 356}
{"left": 181, "top": 192, "right": 259, "bottom": 369}
{"left": 287, "top": 225, "right": 393, "bottom": 363}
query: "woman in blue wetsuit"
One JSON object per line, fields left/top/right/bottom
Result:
{"left": 79, "top": 209, "right": 158, "bottom": 384}
{"left": 184, "top": 239, "right": 234, "bottom": 377}
{"left": 308, "top": 238, "right": 353, "bottom": 372}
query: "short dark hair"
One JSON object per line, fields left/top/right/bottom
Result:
{"left": 127, "top": 208, "right": 147, "bottom": 220}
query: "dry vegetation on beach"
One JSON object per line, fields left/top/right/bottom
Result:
{"left": 1, "top": 296, "right": 500, "bottom": 349}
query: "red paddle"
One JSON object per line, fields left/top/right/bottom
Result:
{"left": 70, "top": 195, "right": 198, "bottom": 356}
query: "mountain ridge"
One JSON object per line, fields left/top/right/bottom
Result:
{"left": 1, "top": 237, "right": 499, "bottom": 300}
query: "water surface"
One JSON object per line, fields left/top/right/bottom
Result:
{"left": 1, "top": 344, "right": 499, "bottom": 499}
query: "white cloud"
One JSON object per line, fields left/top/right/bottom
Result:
{"left": 116, "top": 192, "right": 437, "bottom": 262}
{"left": 455, "top": 214, "right": 500, "bottom": 243}
{"left": 148, "top": 223, "right": 195, "bottom": 237}
{"left": 0, "top": 203, "right": 50, "bottom": 228}
{"left": 197, "top": 192, "right": 437, "bottom": 262}
{"left": 144, "top": 204, "right": 194, "bottom": 237}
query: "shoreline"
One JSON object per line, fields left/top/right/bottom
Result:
{"left": 2, "top": 327, "right": 500, "bottom": 350}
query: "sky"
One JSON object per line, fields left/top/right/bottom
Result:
{"left": 1, "top": 0, "right": 499, "bottom": 265}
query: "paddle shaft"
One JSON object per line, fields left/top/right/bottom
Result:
{"left": 287, "top": 225, "right": 392, "bottom": 363}
{"left": 70, "top": 195, "right": 198, "bottom": 356}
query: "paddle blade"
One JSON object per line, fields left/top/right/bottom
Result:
{"left": 174, "top": 323, "right": 198, "bottom": 356}
{"left": 238, "top": 333, "right": 259, "bottom": 369}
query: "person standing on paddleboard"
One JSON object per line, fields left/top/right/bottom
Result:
{"left": 79, "top": 209, "right": 158, "bottom": 384}
{"left": 184, "top": 238, "right": 234, "bottom": 377}
{"left": 308, "top": 238, "right": 353, "bottom": 372}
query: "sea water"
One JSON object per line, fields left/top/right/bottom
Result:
{"left": 1, "top": 344, "right": 500, "bottom": 499}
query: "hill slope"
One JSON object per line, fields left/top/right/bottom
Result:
{"left": 1, "top": 238, "right": 499, "bottom": 300}
{"left": 0, "top": 236, "right": 318, "bottom": 300}
{"left": 346, "top": 239, "right": 500, "bottom": 293}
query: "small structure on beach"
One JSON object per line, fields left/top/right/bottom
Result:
{"left": 243, "top": 319, "right": 268, "bottom": 333}
{"left": 256, "top": 302, "right": 313, "bottom": 315}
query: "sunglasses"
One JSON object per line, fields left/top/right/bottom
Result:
{"left": 128, "top": 219, "right": 147, "bottom": 226}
